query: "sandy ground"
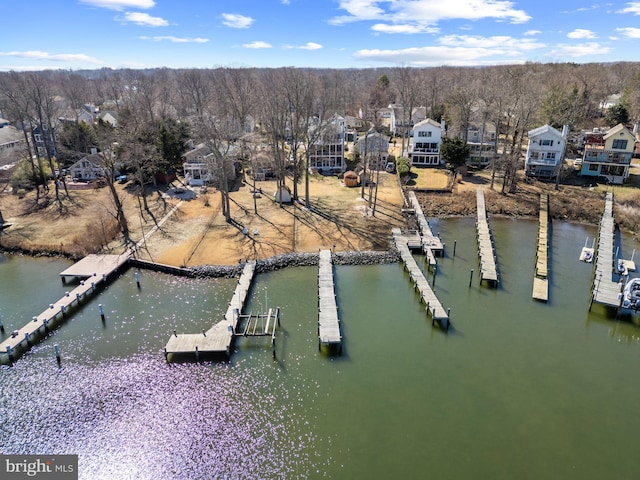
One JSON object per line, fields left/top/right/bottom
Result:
{"left": 136, "top": 172, "right": 408, "bottom": 267}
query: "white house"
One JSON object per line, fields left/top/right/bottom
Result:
{"left": 69, "top": 154, "right": 106, "bottom": 181}
{"left": 408, "top": 119, "right": 445, "bottom": 167}
{"left": 356, "top": 130, "right": 389, "bottom": 171}
{"left": 525, "top": 124, "right": 568, "bottom": 179}
{"left": 182, "top": 141, "right": 237, "bottom": 187}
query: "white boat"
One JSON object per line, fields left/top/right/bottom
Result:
{"left": 579, "top": 237, "right": 595, "bottom": 263}
{"left": 620, "top": 278, "right": 640, "bottom": 313}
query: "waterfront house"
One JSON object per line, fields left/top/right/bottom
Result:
{"left": 525, "top": 124, "right": 568, "bottom": 179}
{"left": 69, "top": 154, "right": 106, "bottom": 181}
{"left": 307, "top": 114, "right": 346, "bottom": 175}
{"left": 182, "top": 141, "right": 237, "bottom": 187}
{"left": 0, "top": 121, "right": 26, "bottom": 166}
{"left": 408, "top": 119, "right": 445, "bottom": 167}
{"left": 356, "top": 130, "right": 390, "bottom": 171}
{"left": 578, "top": 123, "right": 636, "bottom": 184}
{"left": 466, "top": 121, "right": 497, "bottom": 168}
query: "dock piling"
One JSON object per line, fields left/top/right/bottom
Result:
{"left": 0, "top": 316, "right": 4, "bottom": 333}
{"left": 453, "top": 240, "right": 457, "bottom": 257}
{"left": 99, "top": 304, "right": 105, "bottom": 322}
{"left": 54, "top": 343, "right": 61, "bottom": 365}
{"left": 134, "top": 271, "right": 140, "bottom": 289}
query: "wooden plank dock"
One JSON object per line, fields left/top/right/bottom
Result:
{"left": 318, "top": 250, "right": 341, "bottom": 354}
{"left": 532, "top": 194, "right": 550, "bottom": 302}
{"left": 393, "top": 229, "right": 450, "bottom": 330}
{"left": 476, "top": 189, "right": 499, "bottom": 287}
{"left": 164, "top": 261, "right": 257, "bottom": 359}
{"left": 407, "top": 191, "right": 443, "bottom": 269}
{"left": 590, "top": 193, "right": 622, "bottom": 309}
{"left": 1, "top": 253, "right": 131, "bottom": 364}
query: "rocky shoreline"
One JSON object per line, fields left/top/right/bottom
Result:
{"left": 189, "top": 250, "right": 401, "bottom": 278}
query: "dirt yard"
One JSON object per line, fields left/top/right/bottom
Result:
{"left": 1, "top": 166, "right": 639, "bottom": 266}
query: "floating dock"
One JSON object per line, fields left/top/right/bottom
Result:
{"left": 1, "top": 253, "right": 130, "bottom": 364}
{"left": 476, "top": 189, "right": 499, "bottom": 287}
{"left": 393, "top": 229, "right": 449, "bottom": 330}
{"left": 318, "top": 250, "right": 341, "bottom": 354}
{"left": 590, "top": 193, "right": 622, "bottom": 309}
{"left": 532, "top": 194, "right": 550, "bottom": 302}
{"left": 164, "top": 260, "right": 257, "bottom": 360}
{"left": 407, "top": 191, "right": 444, "bottom": 268}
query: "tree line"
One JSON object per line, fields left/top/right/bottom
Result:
{"left": 1, "top": 62, "right": 640, "bottom": 244}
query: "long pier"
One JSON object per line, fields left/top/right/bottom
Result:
{"left": 476, "top": 189, "right": 499, "bottom": 287}
{"left": 532, "top": 194, "right": 550, "bottom": 302}
{"left": 318, "top": 250, "right": 341, "bottom": 354}
{"left": 393, "top": 229, "right": 450, "bottom": 330}
{"left": 0, "top": 253, "right": 130, "bottom": 364}
{"left": 165, "top": 260, "right": 257, "bottom": 360}
{"left": 407, "top": 191, "right": 444, "bottom": 268}
{"left": 590, "top": 193, "right": 622, "bottom": 309}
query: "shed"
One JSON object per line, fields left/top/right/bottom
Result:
{"left": 273, "top": 185, "right": 292, "bottom": 203}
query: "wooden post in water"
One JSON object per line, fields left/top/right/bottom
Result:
{"left": 469, "top": 269, "right": 474, "bottom": 287}
{"left": 134, "top": 271, "right": 140, "bottom": 289}
{"left": 453, "top": 240, "right": 457, "bottom": 257}
{"left": 54, "top": 344, "right": 61, "bottom": 365}
{"left": 99, "top": 304, "right": 105, "bottom": 322}
{"left": 0, "top": 315, "right": 5, "bottom": 333}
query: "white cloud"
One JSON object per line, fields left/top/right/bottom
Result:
{"left": 524, "top": 30, "right": 542, "bottom": 36}
{"left": 354, "top": 45, "right": 525, "bottom": 66}
{"left": 79, "top": 0, "right": 155, "bottom": 10}
{"left": 281, "top": 0, "right": 291, "bottom": 4}
{"left": 546, "top": 42, "right": 610, "bottom": 58}
{"left": 352, "top": 33, "right": 548, "bottom": 66}
{"left": 0, "top": 50, "right": 102, "bottom": 64}
{"left": 371, "top": 23, "right": 438, "bottom": 34}
{"left": 616, "top": 27, "right": 640, "bottom": 38}
{"left": 243, "top": 41, "right": 272, "bottom": 49}
{"left": 285, "top": 42, "right": 323, "bottom": 50}
{"left": 618, "top": 2, "right": 640, "bottom": 14}
{"left": 139, "top": 36, "right": 209, "bottom": 43}
{"left": 221, "top": 13, "right": 254, "bottom": 29}
{"left": 330, "top": 0, "right": 531, "bottom": 29}
{"left": 567, "top": 29, "right": 596, "bottom": 39}
{"left": 121, "top": 12, "right": 168, "bottom": 26}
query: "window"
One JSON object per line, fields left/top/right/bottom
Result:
{"left": 612, "top": 139, "right": 628, "bottom": 150}
{"left": 540, "top": 139, "right": 553, "bottom": 146}
{"left": 418, "top": 130, "right": 432, "bottom": 137}
{"left": 546, "top": 152, "right": 556, "bottom": 159}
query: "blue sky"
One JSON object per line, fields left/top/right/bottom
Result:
{"left": 2, "top": 0, "right": 640, "bottom": 71}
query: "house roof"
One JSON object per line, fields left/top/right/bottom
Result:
{"left": 70, "top": 154, "right": 104, "bottom": 169}
{"left": 413, "top": 118, "right": 442, "bottom": 129}
{"left": 528, "top": 124, "right": 563, "bottom": 139}
{"left": 603, "top": 123, "right": 633, "bottom": 140}
{"left": 0, "top": 125, "right": 23, "bottom": 146}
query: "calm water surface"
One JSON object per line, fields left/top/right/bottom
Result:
{"left": 1, "top": 218, "right": 639, "bottom": 479}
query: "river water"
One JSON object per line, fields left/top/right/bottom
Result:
{"left": 1, "top": 218, "right": 639, "bottom": 479}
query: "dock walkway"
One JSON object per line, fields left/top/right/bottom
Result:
{"left": 476, "top": 189, "right": 499, "bottom": 287}
{"left": 532, "top": 194, "right": 550, "bottom": 302}
{"left": 1, "top": 253, "right": 130, "bottom": 363}
{"left": 393, "top": 229, "right": 449, "bottom": 329}
{"left": 164, "top": 260, "right": 257, "bottom": 359}
{"left": 407, "top": 191, "right": 444, "bottom": 268}
{"left": 590, "top": 193, "right": 622, "bottom": 308}
{"left": 318, "top": 250, "right": 341, "bottom": 353}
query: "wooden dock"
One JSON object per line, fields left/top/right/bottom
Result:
{"left": 532, "top": 194, "right": 550, "bottom": 302}
{"left": 318, "top": 250, "right": 341, "bottom": 354}
{"left": 476, "top": 189, "right": 499, "bottom": 287}
{"left": 164, "top": 260, "right": 257, "bottom": 360}
{"left": 1, "top": 253, "right": 130, "bottom": 364}
{"left": 590, "top": 193, "right": 622, "bottom": 309}
{"left": 407, "top": 191, "right": 444, "bottom": 268}
{"left": 393, "top": 229, "right": 450, "bottom": 330}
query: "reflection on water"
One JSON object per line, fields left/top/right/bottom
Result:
{"left": 1, "top": 218, "right": 640, "bottom": 479}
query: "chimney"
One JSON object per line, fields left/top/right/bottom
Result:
{"left": 562, "top": 125, "right": 569, "bottom": 138}
{"left": 440, "top": 119, "right": 446, "bottom": 130}
{"left": 633, "top": 123, "right": 639, "bottom": 136}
